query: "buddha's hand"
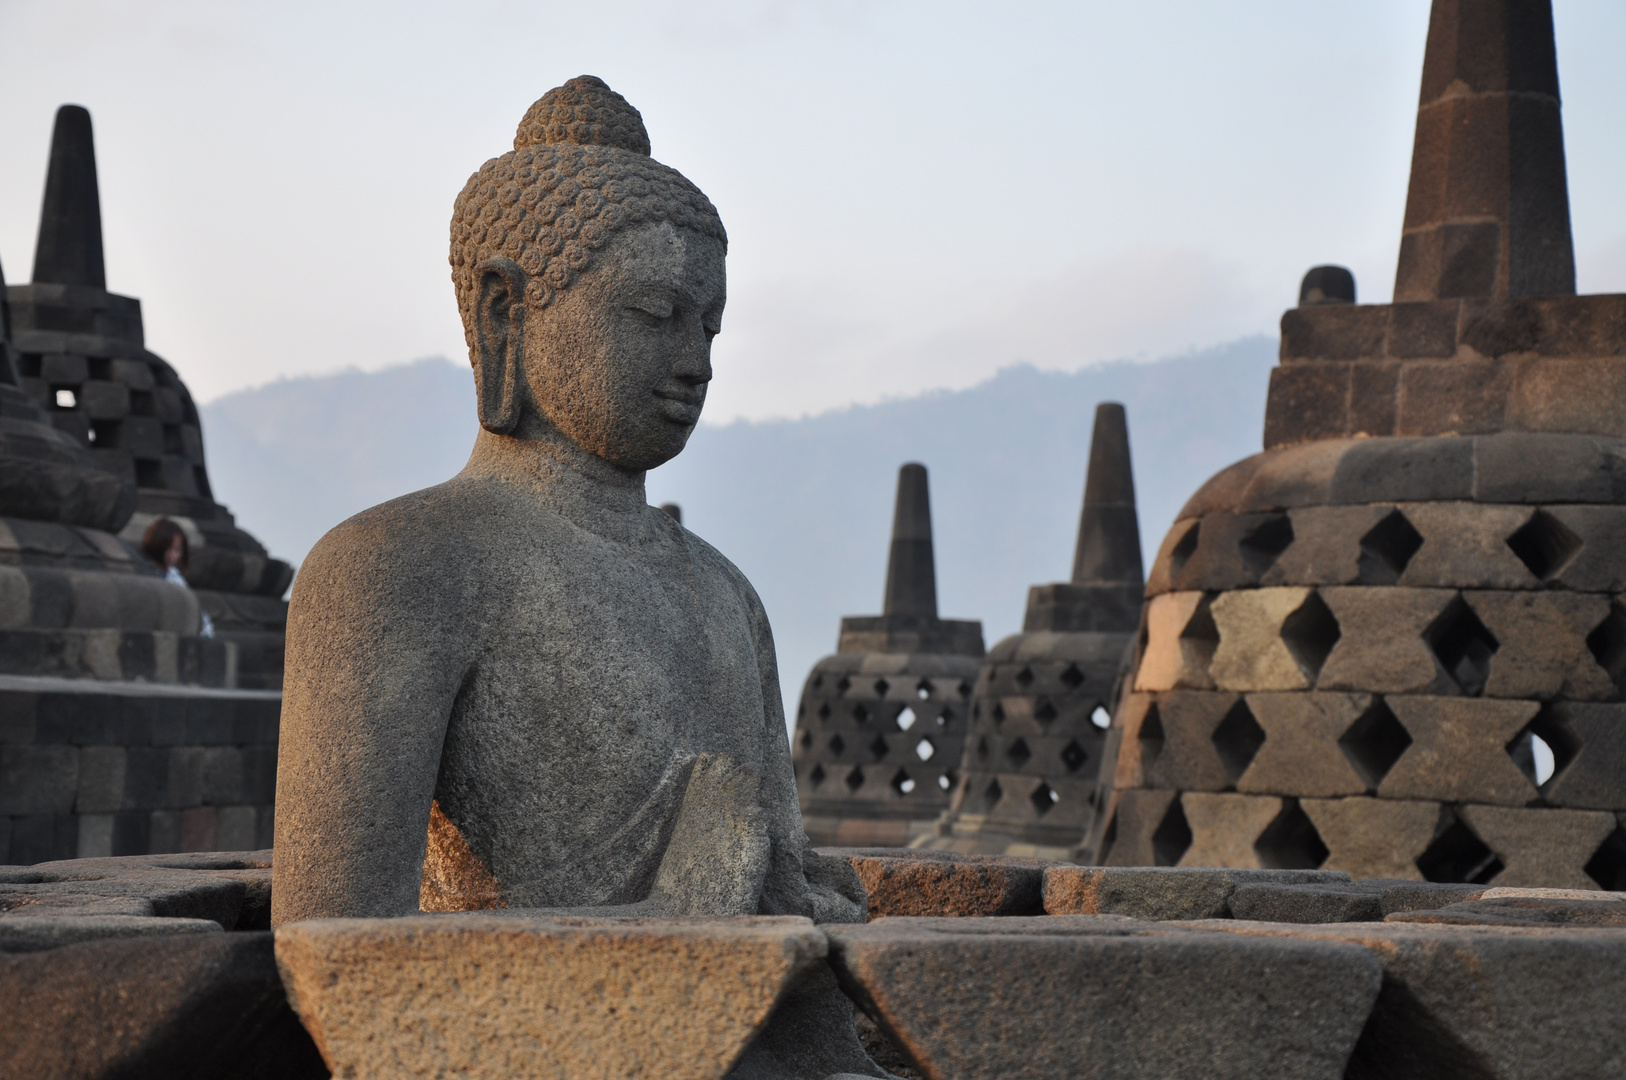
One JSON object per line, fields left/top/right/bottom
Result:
{"left": 649, "top": 753, "right": 772, "bottom": 916}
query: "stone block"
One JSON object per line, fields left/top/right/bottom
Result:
{"left": 1545, "top": 506, "right": 1626, "bottom": 591}
{"left": 0, "top": 692, "right": 37, "bottom": 744}
{"left": 1134, "top": 592, "right": 1214, "bottom": 692}
{"left": 1261, "top": 506, "right": 1390, "bottom": 587}
{"left": 0, "top": 931, "right": 324, "bottom": 1076}
{"left": 1315, "top": 588, "right": 1451, "bottom": 694}
{"left": 1472, "top": 433, "right": 1622, "bottom": 504}
{"left": 1138, "top": 691, "right": 1236, "bottom": 792}
{"left": 77, "top": 378, "right": 130, "bottom": 420}
{"left": 1210, "top": 587, "right": 1323, "bottom": 691}
{"left": 1387, "top": 894, "right": 1626, "bottom": 928}
{"left": 1348, "top": 361, "right": 1401, "bottom": 437}
{"left": 77, "top": 813, "right": 113, "bottom": 858}
{"left": 199, "top": 746, "right": 244, "bottom": 805}
{"left": 1387, "top": 300, "right": 1460, "bottom": 359}
{"left": 1185, "top": 921, "right": 1626, "bottom": 1080}
{"left": 0, "top": 745, "right": 77, "bottom": 815}
{"left": 165, "top": 747, "right": 207, "bottom": 809}
{"left": 1378, "top": 881, "right": 1486, "bottom": 915}
{"left": 1379, "top": 697, "right": 1537, "bottom": 805}
{"left": 1044, "top": 866, "right": 1351, "bottom": 920}
{"left": 1456, "top": 805, "right": 1618, "bottom": 890}
{"left": 74, "top": 745, "right": 125, "bottom": 814}
{"left": 1179, "top": 792, "right": 1287, "bottom": 869}
{"left": 274, "top": 913, "right": 827, "bottom": 1080}
{"left": 6, "top": 813, "right": 78, "bottom": 864}
{"left": 822, "top": 848, "right": 1052, "bottom": 917}
{"left": 1168, "top": 512, "right": 1295, "bottom": 592}
{"left": 1227, "top": 883, "right": 1383, "bottom": 923}
{"left": 1543, "top": 703, "right": 1626, "bottom": 809}
{"left": 825, "top": 914, "right": 1380, "bottom": 1080}
{"left": 1467, "top": 590, "right": 1614, "bottom": 699}
{"left": 1263, "top": 365, "right": 1351, "bottom": 449}
{"left": 1302, "top": 798, "right": 1440, "bottom": 881}
{"left": 1397, "top": 503, "right": 1536, "bottom": 588}
{"left": 1279, "top": 303, "right": 1389, "bottom": 362}
{"left": 1096, "top": 788, "right": 1180, "bottom": 868}
{"left": 1396, "top": 358, "right": 1512, "bottom": 436}
{"left": 1506, "top": 356, "right": 1626, "bottom": 437}
{"left": 8, "top": 861, "right": 248, "bottom": 927}
{"left": 217, "top": 806, "right": 259, "bottom": 852}
{"left": 0, "top": 914, "right": 223, "bottom": 953}
{"left": 1237, "top": 693, "right": 1369, "bottom": 797}
{"left": 1327, "top": 437, "right": 1474, "bottom": 504}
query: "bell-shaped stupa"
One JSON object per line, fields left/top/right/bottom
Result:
{"left": 1086, "top": 0, "right": 1626, "bottom": 891}
{"left": 927, "top": 403, "right": 1144, "bottom": 857}
{"left": 792, "top": 463, "right": 984, "bottom": 846}
{"left": 8, "top": 106, "right": 291, "bottom": 688}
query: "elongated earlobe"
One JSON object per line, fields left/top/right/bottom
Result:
{"left": 474, "top": 258, "right": 528, "bottom": 434}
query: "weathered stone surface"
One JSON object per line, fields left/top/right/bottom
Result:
{"left": 1456, "top": 804, "right": 1617, "bottom": 890}
{"left": 1380, "top": 697, "right": 1538, "bottom": 804}
{"left": 1302, "top": 797, "right": 1440, "bottom": 881}
{"left": 1543, "top": 703, "right": 1626, "bottom": 809}
{"left": 1135, "top": 691, "right": 1237, "bottom": 792}
{"left": 1260, "top": 505, "right": 1391, "bottom": 586}
{"left": 1397, "top": 503, "right": 1536, "bottom": 588}
{"left": 1094, "top": 788, "right": 1181, "bottom": 868}
{"left": 1180, "top": 792, "right": 1288, "bottom": 868}
{"left": 275, "top": 913, "right": 828, "bottom": 1080}
{"left": 0, "top": 930, "right": 325, "bottom": 1078}
{"left": 1209, "top": 587, "right": 1317, "bottom": 691}
{"left": 1227, "top": 882, "right": 1384, "bottom": 923}
{"left": 825, "top": 915, "right": 1380, "bottom": 1080}
{"left": 820, "top": 848, "right": 1056, "bottom": 918}
{"left": 1044, "top": 866, "right": 1351, "bottom": 920}
{"left": 1378, "top": 881, "right": 1487, "bottom": 915}
{"left": 1134, "top": 592, "right": 1214, "bottom": 691}
{"left": 1467, "top": 590, "right": 1614, "bottom": 699}
{"left": 1237, "top": 693, "right": 1370, "bottom": 797}
{"left": 1188, "top": 920, "right": 1626, "bottom": 1080}
{"left": 1316, "top": 588, "right": 1450, "bottom": 693}
{"left": 1388, "top": 893, "right": 1626, "bottom": 927}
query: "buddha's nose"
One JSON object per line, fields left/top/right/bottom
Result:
{"left": 672, "top": 330, "right": 712, "bottom": 385}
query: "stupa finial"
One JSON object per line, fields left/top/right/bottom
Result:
{"left": 32, "top": 105, "right": 106, "bottom": 289}
{"left": 1394, "top": 0, "right": 1574, "bottom": 301}
{"left": 1071, "top": 403, "right": 1143, "bottom": 588}
{"left": 882, "top": 463, "right": 937, "bottom": 620}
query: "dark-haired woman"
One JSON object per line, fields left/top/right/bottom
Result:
{"left": 140, "top": 517, "right": 214, "bottom": 638}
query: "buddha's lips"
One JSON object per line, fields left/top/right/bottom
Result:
{"left": 655, "top": 392, "right": 703, "bottom": 424}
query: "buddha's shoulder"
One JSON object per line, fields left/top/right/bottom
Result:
{"left": 677, "top": 527, "right": 766, "bottom": 612}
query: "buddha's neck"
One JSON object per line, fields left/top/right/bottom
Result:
{"left": 464, "top": 426, "right": 652, "bottom": 536}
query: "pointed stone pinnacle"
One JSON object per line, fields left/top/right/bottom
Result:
{"left": 1394, "top": 0, "right": 1574, "bottom": 302}
{"left": 1072, "top": 403, "right": 1143, "bottom": 588}
{"left": 33, "top": 105, "right": 107, "bottom": 289}
{"left": 882, "top": 463, "right": 937, "bottom": 620}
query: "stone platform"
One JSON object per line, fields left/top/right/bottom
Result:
{"left": 5, "top": 847, "right": 1624, "bottom": 1079}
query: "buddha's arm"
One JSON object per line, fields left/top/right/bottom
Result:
{"left": 270, "top": 510, "right": 471, "bottom": 925}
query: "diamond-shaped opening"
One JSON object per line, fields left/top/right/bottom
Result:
{"left": 812, "top": 674, "right": 825, "bottom": 690}
{"left": 873, "top": 678, "right": 890, "bottom": 697}
{"left": 1586, "top": 601, "right": 1626, "bottom": 700}
{"left": 817, "top": 703, "right": 831, "bottom": 721}
{"left": 1506, "top": 705, "right": 1581, "bottom": 793}
{"left": 891, "top": 769, "right": 916, "bottom": 796}
{"left": 896, "top": 706, "right": 917, "bottom": 731}
{"left": 1281, "top": 591, "right": 1341, "bottom": 681}
{"left": 829, "top": 734, "right": 846, "bottom": 755}
{"left": 798, "top": 729, "right": 814, "bottom": 750}
{"left": 1338, "top": 697, "right": 1412, "bottom": 791}
{"left": 1584, "top": 827, "right": 1626, "bottom": 891}
{"left": 935, "top": 707, "right": 952, "bottom": 728}
{"left": 1212, "top": 699, "right": 1265, "bottom": 785}
{"left": 1030, "top": 781, "right": 1059, "bottom": 816}
{"left": 1006, "top": 737, "right": 1032, "bottom": 766}
{"left": 1357, "top": 509, "right": 1424, "bottom": 585}
{"left": 1097, "top": 809, "right": 1121, "bottom": 864}
{"left": 1254, "top": 799, "right": 1329, "bottom": 870}
{"left": 1179, "top": 594, "right": 1220, "bottom": 671}
{"left": 975, "top": 737, "right": 989, "bottom": 761}
{"left": 1506, "top": 509, "right": 1582, "bottom": 582}
{"left": 1169, "top": 520, "right": 1200, "bottom": 579}
{"left": 1034, "top": 698, "right": 1058, "bottom": 723}
{"left": 916, "top": 680, "right": 932, "bottom": 700}
{"left": 1138, "top": 702, "right": 1165, "bottom": 768}
{"left": 852, "top": 703, "right": 871, "bottom": 723}
{"left": 991, "top": 702, "right": 1006, "bottom": 725}
{"left": 915, "top": 738, "right": 935, "bottom": 762}
{"left": 836, "top": 676, "right": 851, "bottom": 694}
{"left": 1416, "top": 814, "right": 1503, "bottom": 884}
{"left": 982, "top": 778, "right": 1003, "bottom": 810}
{"left": 957, "top": 681, "right": 971, "bottom": 698}
{"left": 808, "top": 763, "right": 826, "bottom": 787}
{"left": 1015, "top": 666, "right": 1035, "bottom": 689}
{"left": 1239, "top": 513, "right": 1295, "bottom": 576}
{"left": 869, "top": 734, "right": 890, "bottom": 761}
{"left": 1060, "top": 664, "right": 1084, "bottom": 690}
{"left": 937, "top": 772, "right": 954, "bottom": 791}
{"left": 844, "top": 766, "right": 866, "bottom": 792}
{"left": 1060, "top": 739, "right": 1088, "bottom": 772}
{"left": 1091, "top": 705, "right": 1112, "bottom": 730}
{"left": 1152, "top": 797, "right": 1192, "bottom": 866}
{"left": 1424, "top": 596, "right": 1499, "bottom": 697}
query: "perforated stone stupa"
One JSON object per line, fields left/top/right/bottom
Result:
{"left": 928, "top": 403, "right": 1143, "bottom": 857}
{"left": 8, "top": 107, "right": 292, "bottom": 689}
{"left": 1087, "top": 0, "right": 1626, "bottom": 891}
{"left": 792, "top": 463, "right": 984, "bottom": 846}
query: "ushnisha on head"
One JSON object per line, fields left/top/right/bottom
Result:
{"left": 450, "top": 76, "right": 727, "bottom": 472}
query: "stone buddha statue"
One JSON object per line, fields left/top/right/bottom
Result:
{"left": 271, "top": 77, "right": 887, "bottom": 1078}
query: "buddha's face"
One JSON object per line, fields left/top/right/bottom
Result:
{"left": 516, "top": 221, "right": 725, "bottom": 472}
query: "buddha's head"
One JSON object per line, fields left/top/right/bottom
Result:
{"left": 451, "top": 76, "right": 726, "bottom": 472}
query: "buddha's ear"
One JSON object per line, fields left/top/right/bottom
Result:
{"left": 473, "top": 258, "right": 528, "bottom": 434}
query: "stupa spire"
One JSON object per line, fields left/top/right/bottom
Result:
{"left": 32, "top": 105, "right": 106, "bottom": 289}
{"left": 1393, "top": 0, "right": 1574, "bottom": 301}
{"left": 1071, "top": 403, "right": 1143, "bottom": 588}
{"left": 882, "top": 462, "right": 937, "bottom": 620}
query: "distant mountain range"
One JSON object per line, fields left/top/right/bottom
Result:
{"left": 200, "top": 336, "right": 1278, "bottom": 716}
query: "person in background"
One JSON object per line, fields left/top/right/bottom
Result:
{"left": 141, "top": 517, "right": 214, "bottom": 639}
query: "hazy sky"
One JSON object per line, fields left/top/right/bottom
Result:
{"left": 2, "top": 1, "right": 1624, "bottom": 421}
